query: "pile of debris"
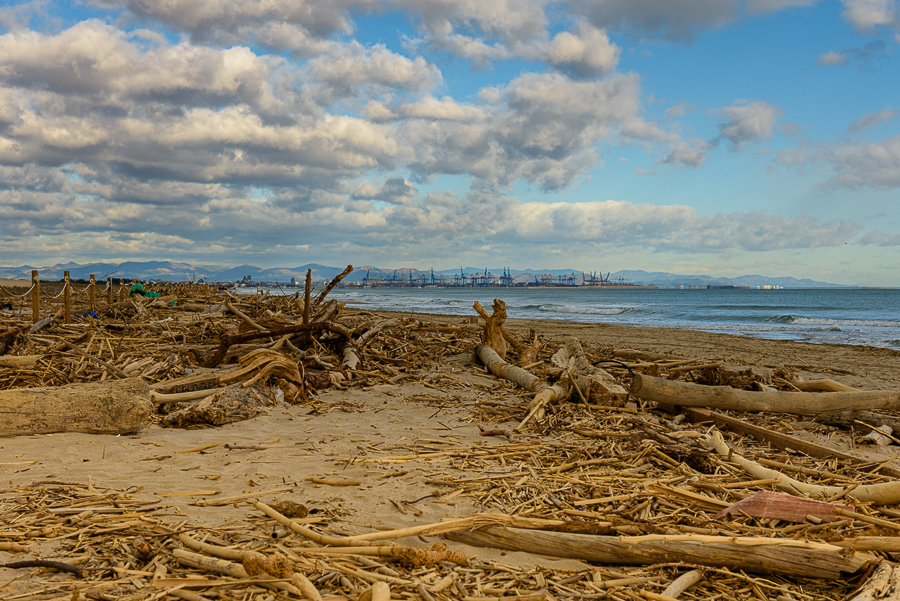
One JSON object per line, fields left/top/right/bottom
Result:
{"left": 2, "top": 276, "right": 900, "bottom": 600}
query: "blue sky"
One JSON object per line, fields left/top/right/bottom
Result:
{"left": 0, "top": 0, "right": 898, "bottom": 285}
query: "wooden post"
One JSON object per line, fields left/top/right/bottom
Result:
{"left": 89, "top": 274, "right": 96, "bottom": 312}
{"left": 107, "top": 277, "right": 113, "bottom": 304}
{"left": 63, "top": 271, "right": 71, "bottom": 324}
{"left": 118, "top": 281, "right": 126, "bottom": 302}
{"left": 31, "top": 270, "right": 39, "bottom": 323}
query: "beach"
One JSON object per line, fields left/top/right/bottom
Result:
{"left": 3, "top": 301, "right": 900, "bottom": 600}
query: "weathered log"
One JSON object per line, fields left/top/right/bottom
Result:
{"left": 632, "top": 374, "right": 900, "bottom": 416}
{"left": 848, "top": 561, "right": 900, "bottom": 601}
{"left": 551, "top": 337, "right": 628, "bottom": 406}
{"left": 819, "top": 410, "right": 900, "bottom": 437}
{"left": 0, "top": 378, "right": 152, "bottom": 437}
{"left": 0, "top": 355, "right": 39, "bottom": 369}
{"left": 473, "top": 300, "right": 507, "bottom": 359}
{"left": 445, "top": 527, "right": 874, "bottom": 580}
{"left": 474, "top": 344, "right": 568, "bottom": 430}
{"left": 707, "top": 430, "right": 900, "bottom": 504}
{"left": 669, "top": 406, "right": 900, "bottom": 478}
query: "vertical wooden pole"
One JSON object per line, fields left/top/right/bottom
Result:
{"left": 107, "top": 277, "right": 113, "bottom": 304}
{"left": 89, "top": 274, "right": 96, "bottom": 312}
{"left": 64, "top": 271, "right": 71, "bottom": 324}
{"left": 31, "top": 269, "right": 40, "bottom": 323}
{"left": 302, "top": 269, "right": 312, "bottom": 347}
{"left": 118, "top": 281, "right": 126, "bottom": 302}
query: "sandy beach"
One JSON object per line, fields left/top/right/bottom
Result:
{"left": 3, "top": 304, "right": 900, "bottom": 600}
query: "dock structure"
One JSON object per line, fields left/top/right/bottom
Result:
{"left": 352, "top": 268, "right": 656, "bottom": 289}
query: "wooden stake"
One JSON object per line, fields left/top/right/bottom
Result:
{"left": 31, "top": 269, "right": 39, "bottom": 323}
{"left": 89, "top": 274, "right": 96, "bottom": 312}
{"left": 64, "top": 270, "right": 71, "bottom": 324}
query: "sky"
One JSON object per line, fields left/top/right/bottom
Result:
{"left": 0, "top": 1, "right": 898, "bottom": 285}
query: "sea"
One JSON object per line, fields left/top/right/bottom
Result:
{"left": 296, "top": 286, "right": 900, "bottom": 351}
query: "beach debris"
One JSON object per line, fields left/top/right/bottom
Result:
{"left": 473, "top": 298, "right": 508, "bottom": 359}
{"left": 714, "top": 490, "right": 853, "bottom": 523}
{"left": 161, "top": 383, "right": 276, "bottom": 428}
{"left": 631, "top": 372, "right": 900, "bottom": 415}
{"left": 473, "top": 342, "right": 569, "bottom": 430}
{"left": 0, "top": 377, "right": 152, "bottom": 437}
{"left": 550, "top": 336, "right": 628, "bottom": 406}
{"left": 4, "top": 281, "right": 900, "bottom": 600}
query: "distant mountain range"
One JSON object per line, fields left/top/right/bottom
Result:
{"left": 0, "top": 261, "right": 856, "bottom": 288}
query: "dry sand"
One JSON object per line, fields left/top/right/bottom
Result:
{"left": 4, "top": 314, "right": 900, "bottom": 586}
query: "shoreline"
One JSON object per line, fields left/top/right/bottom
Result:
{"left": 374, "top": 309, "right": 900, "bottom": 387}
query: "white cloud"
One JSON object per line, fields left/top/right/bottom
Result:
{"left": 824, "top": 135, "right": 900, "bottom": 189}
{"left": 817, "top": 50, "right": 849, "bottom": 66}
{"left": 715, "top": 101, "right": 782, "bottom": 151}
{"left": 841, "top": 0, "right": 897, "bottom": 29}
{"left": 306, "top": 42, "right": 442, "bottom": 102}
{"left": 661, "top": 141, "right": 710, "bottom": 167}
{"left": 545, "top": 25, "right": 620, "bottom": 78}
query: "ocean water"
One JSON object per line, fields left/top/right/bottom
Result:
{"left": 295, "top": 286, "right": 900, "bottom": 350}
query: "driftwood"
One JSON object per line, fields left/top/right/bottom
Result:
{"left": 0, "top": 377, "right": 152, "bottom": 437}
{"left": 551, "top": 337, "right": 627, "bottom": 406}
{"left": 474, "top": 343, "right": 568, "bottom": 429}
{"left": 162, "top": 384, "right": 275, "bottom": 428}
{"left": 819, "top": 410, "right": 900, "bottom": 438}
{"left": 313, "top": 264, "right": 353, "bottom": 309}
{"left": 445, "top": 527, "right": 874, "bottom": 580}
{"left": 0, "top": 355, "right": 39, "bottom": 368}
{"left": 707, "top": 430, "right": 900, "bottom": 504}
{"left": 850, "top": 561, "right": 900, "bottom": 601}
{"left": 632, "top": 374, "right": 900, "bottom": 415}
{"left": 473, "top": 300, "right": 508, "bottom": 359}
{"left": 670, "top": 405, "right": 900, "bottom": 478}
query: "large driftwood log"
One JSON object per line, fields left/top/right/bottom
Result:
{"left": 474, "top": 344, "right": 567, "bottom": 430}
{"left": 632, "top": 374, "right": 900, "bottom": 416}
{"left": 446, "top": 527, "right": 873, "bottom": 580}
{"left": 0, "top": 378, "right": 152, "bottom": 437}
{"left": 551, "top": 337, "right": 627, "bottom": 406}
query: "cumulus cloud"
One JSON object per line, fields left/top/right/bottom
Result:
{"left": 545, "top": 25, "right": 620, "bottom": 78}
{"left": 823, "top": 135, "right": 900, "bottom": 189}
{"left": 350, "top": 176, "right": 418, "bottom": 204}
{"left": 715, "top": 101, "right": 782, "bottom": 151}
{"left": 776, "top": 135, "right": 900, "bottom": 190}
{"left": 306, "top": 42, "right": 442, "bottom": 103}
{"left": 841, "top": 0, "right": 898, "bottom": 30}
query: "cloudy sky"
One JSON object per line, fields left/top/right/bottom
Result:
{"left": 0, "top": 0, "right": 898, "bottom": 285}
